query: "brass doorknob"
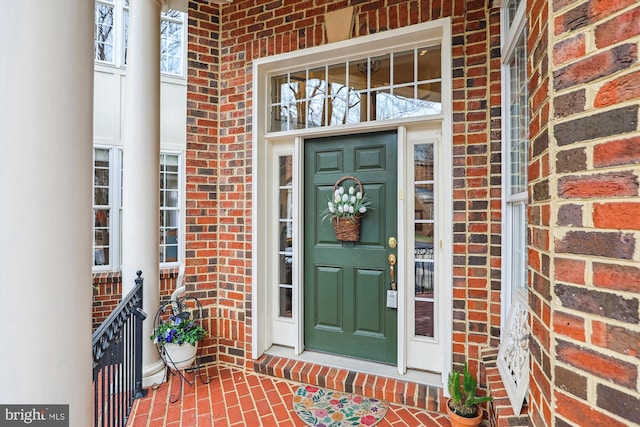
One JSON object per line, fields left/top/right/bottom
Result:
{"left": 388, "top": 254, "right": 396, "bottom": 265}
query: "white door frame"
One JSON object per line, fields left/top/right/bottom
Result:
{"left": 252, "top": 18, "right": 453, "bottom": 388}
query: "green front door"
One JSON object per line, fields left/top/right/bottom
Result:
{"left": 304, "top": 131, "right": 397, "bottom": 364}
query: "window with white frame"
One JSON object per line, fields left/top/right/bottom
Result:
{"left": 93, "top": 148, "right": 114, "bottom": 266}
{"left": 269, "top": 45, "right": 442, "bottom": 131}
{"left": 160, "top": 153, "right": 180, "bottom": 263}
{"left": 94, "top": 0, "right": 186, "bottom": 76}
{"left": 498, "top": 0, "right": 530, "bottom": 415}
{"left": 92, "top": 147, "right": 182, "bottom": 269}
{"left": 277, "top": 155, "right": 294, "bottom": 318}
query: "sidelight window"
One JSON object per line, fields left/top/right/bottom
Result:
{"left": 277, "top": 155, "right": 294, "bottom": 318}
{"left": 413, "top": 143, "right": 436, "bottom": 338}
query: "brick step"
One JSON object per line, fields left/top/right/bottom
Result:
{"left": 254, "top": 353, "right": 444, "bottom": 412}
{"left": 481, "top": 349, "right": 529, "bottom": 427}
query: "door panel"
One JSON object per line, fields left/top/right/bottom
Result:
{"left": 314, "top": 266, "right": 342, "bottom": 329}
{"left": 304, "top": 131, "right": 397, "bottom": 364}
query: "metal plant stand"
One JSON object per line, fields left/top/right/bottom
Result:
{"left": 152, "top": 295, "right": 210, "bottom": 403}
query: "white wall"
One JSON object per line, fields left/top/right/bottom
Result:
{"left": 93, "top": 66, "right": 187, "bottom": 150}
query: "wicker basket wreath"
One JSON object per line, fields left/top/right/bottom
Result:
{"left": 321, "top": 175, "right": 372, "bottom": 242}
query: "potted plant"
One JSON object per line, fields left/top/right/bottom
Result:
{"left": 321, "top": 175, "right": 372, "bottom": 241}
{"left": 446, "top": 363, "right": 493, "bottom": 427}
{"left": 150, "top": 311, "right": 206, "bottom": 370}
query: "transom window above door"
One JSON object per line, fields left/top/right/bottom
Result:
{"left": 269, "top": 45, "right": 442, "bottom": 131}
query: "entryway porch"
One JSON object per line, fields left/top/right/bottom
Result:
{"left": 127, "top": 364, "right": 451, "bottom": 426}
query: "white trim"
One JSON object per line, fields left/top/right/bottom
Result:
{"left": 294, "top": 136, "right": 304, "bottom": 355}
{"left": 397, "top": 125, "right": 407, "bottom": 376}
{"left": 499, "top": 0, "right": 528, "bottom": 335}
{"left": 499, "top": 0, "right": 530, "bottom": 415}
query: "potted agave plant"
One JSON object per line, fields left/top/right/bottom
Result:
{"left": 446, "top": 363, "right": 493, "bottom": 427}
{"left": 150, "top": 311, "right": 206, "bottom": 371}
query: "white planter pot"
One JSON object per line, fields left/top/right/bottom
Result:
{"left": 162, "top": 342, "right": 197, "bottom": 370}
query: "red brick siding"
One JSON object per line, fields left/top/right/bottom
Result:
{"left": 91, "top": 268, "right": 179, "bottom": 331}
{"left": 547, "top": 1, "right": 640, "bottom": 426}
{"left": 92, "top": 272, "right": 122, "bottom": 331}
{"left": 185, "top": 0, "right": 222, "bottom": 365}
{"left": 186, "top": 0, "right": 502, "bottom": 380}
{"left": 527, "top": 0, "right": 553, "bottom": 424}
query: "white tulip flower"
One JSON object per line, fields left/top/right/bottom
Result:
{"left": 342, "top": 194, "right": 348, "bottom": 202}
{"left": 359, "top": 206, "right": 367, "bottom": 214}
{"left": 356, "top": 192, "right": 362, "bottom": 200}
{"left": 349, "top": 186, "right": 355, "bottom": 195}
{"left": 338, "top": 205, "right": 344, "bottom": 213}
{"left": 349, "top": 206, "right": 355, "bottom": 214}
{"left": 351, "top": 196, "right": 356, "bottom": 204}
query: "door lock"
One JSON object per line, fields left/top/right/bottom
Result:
{"left": 388, "top": 237, "right": 397, "bottom": 248}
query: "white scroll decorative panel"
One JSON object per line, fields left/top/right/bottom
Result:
{"left": 497, "top": 299, "right": 530, "bottom": 414}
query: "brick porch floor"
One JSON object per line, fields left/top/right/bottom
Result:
{"left": 127, "top": 365, "right": 452, "bottom": 426}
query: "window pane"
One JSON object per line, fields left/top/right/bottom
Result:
{"left": 512, "top": 202, "right": 527, "bottom": 290}
{"left": 415, "top": 244, "right": 434, "bottom": 337}
{"left": 161, "top": 15, "right": 183, "bottom": 75}
{"left": 348, "top": 60, "right": 368, "bottom": 92}
{"left": 374, "top": 89, "right": 392, "bottom": 120}
{"left": 506, "top": 0, "right": 522, "bottom": 29}
{"left": 94, "top": 188, "right": 109, "bottom": 205}
{"left": 279, "top": 156, "right": 293, "bottom": 186}
{"left": 271, "top": 75, "right": 287, "bottom": 105}
{"left": 417, "top": 45, "right": 441, "bottom": 81}
{"left": 394, "top": 51, "right": 414, "bottom": 85}
{"left": 327, "top": 63, "right": 349, "bottom": 126}
{"left": 278, "top": 155, "right": 294, "bottom": 318}
{"left": 348, "top": 90, "right": 366, "bottom": 123}
{"left": 414, "top": 141, "right": 435, "bottom": 337}
{"left": 159, "top": 154, "right": 180, "bottom": 264}
{"left": 370, "top": 55, "right": 390, "bottom": 89}
{"left": 279, "top": 189, "right": 292, "bottom": 221}
{"left": 417, "top": 82, "right": 442, "bottom": 111}
{"left": 279, "top": 286, "right": 293, "bottom": 318}
{"left": 95, "top": 4, "right": 114, "bottom": 63}
{"left": 415, "top": 184, "right": 434, "bottom": 221}
{"left": 509, "top": 32, "right": 528, "bottom": 195}
{"left": 93, "top": 148, "right": 111, "bottom": 266}
{"left": 123, "top": 9, "right": 129, "bottom": 65}
{"left": 414, "top": 144, "right": 434, "bottom": 181}
{"left": 415, "top": 299, "right": 434, "bottom": 337}
{"left": 307, "top": 67, "right": 326, "bottom": 128}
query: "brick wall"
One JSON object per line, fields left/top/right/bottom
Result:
{"left": 185, "top": 0, "right": 222, "bottom": 365}
{"left": 529, "top": 1, "right": 640, "bottom": 426}
{"left": 527, "top": 0, "right": 553, "bottom": 424}
{"left": 92, "top": 272, "right": 122, "bottom": 331}
{"left": 92, "top": 268, "right": 180, "bottom": 331}
{"left": 186, "top": 0, "right": 502, "bottom": 380}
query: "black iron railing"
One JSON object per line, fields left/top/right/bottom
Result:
{"left": 92, "top": 271, "right": 147, "bottom": 427}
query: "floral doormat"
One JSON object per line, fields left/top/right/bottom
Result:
{"left": 293, "top": 385, "right": 388, "bottom": 427}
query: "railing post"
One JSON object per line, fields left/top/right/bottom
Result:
{"left": 133, "top": 270, "right": 148, "bottom": 399}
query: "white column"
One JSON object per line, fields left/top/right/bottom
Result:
{"left": 121, "top": 0, "right": 164, "bottom": 386}
{"left": 0, "top": 1, "right": 93, "bottom": 425}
